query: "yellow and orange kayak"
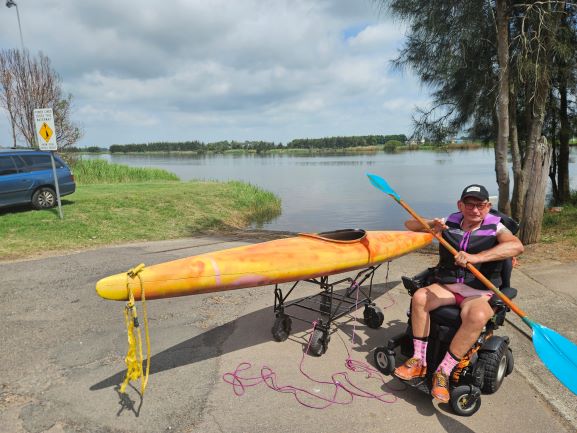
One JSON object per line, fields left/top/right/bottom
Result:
{"left": 96, "top": 229, "right": 433, "bottom": 301}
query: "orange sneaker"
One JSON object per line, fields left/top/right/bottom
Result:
{"left": 431, "top": 371, "right": 450, "bottom": 403}
{"left": 393, "top": 357, "right": 427, "bottom": 380}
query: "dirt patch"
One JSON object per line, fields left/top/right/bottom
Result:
{"left": 519, "top": 240, "right": 577, "bottom": 266}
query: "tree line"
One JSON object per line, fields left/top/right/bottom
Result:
{"left": 105, "top": 135, "right": 408, "bottom": 153}
{"left": 286, "top": 135, "right": 407, "bottom": 149}
{"left": 108, "top": 140, "right": 282, "bottom": 154}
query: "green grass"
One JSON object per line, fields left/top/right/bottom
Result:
{"left": 541, "top": 193, "right": 577, "bottom": 245}
{"left": 73, "top": 159, "right": 179, "bottom": 184}
{"left": 0, "top": 181, "right": 281, "bottom": 260}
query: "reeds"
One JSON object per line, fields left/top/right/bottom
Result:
{"left": 72, "top": 159, "right": 179, "bottom": 184}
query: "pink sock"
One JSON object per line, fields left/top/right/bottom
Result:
{"left": 437, "top": 351, "right": 460, "bottom": 376}
{"left": 413, "top": 338, "right": 428, "bottom": 366}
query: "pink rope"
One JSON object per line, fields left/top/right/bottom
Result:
{"left": 222, "top": 268, "right": 404, "bottom": 409}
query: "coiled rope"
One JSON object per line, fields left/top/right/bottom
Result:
{"left": 119, "top": 263, "right": 151, "bottom": 395}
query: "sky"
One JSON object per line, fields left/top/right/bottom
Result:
{"left": 0, "top": 0, "right": 430, "bottom": 148}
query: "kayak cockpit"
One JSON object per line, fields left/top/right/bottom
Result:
{"left": 298, "top": 228, "right": 367, "bottom": 243}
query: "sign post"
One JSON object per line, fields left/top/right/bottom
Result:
{"left": 33, "top": 108, "right": 63, "bottom": 219}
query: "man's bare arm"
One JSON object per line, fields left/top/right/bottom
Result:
{"left": 454, "top": 228, "right": 524, "bottom": 266}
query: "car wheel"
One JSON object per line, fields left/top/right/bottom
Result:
{"left": 32, "top": 187, "right": 56, "bottom": 209}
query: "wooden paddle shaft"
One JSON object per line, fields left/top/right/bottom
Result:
{"left": 398, "top": 198, "right": 529, "bottom": 319}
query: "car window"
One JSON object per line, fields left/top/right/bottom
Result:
{"left": 12, "top": 155, "right": 27, "bottom": 169}
{"left": 20, "top": 154, "right": 62, "bottom": 170}
{"left": 0, "top": 156, "right": 18, "bottom": 176}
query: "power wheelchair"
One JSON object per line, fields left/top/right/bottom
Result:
{"left": 373, "top": 266, "right": 517, "bottom": 416}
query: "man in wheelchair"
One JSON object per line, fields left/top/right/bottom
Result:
{"left": 393, "top": 184, "right": 524, "bottom": 403}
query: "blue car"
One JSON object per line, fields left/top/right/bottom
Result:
{"left": 0, "top": 149, "right": 76, "bottom": 210}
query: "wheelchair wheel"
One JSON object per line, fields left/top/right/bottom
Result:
{"left": 479, "top": 339, "right": 508, "bottom": 394}
{"left": 363, "top": 305, "right": 384, "bottom": 329}
{"left": 450, "top": 385, "right": 482, "bottom": 416}
{"left": 373, "top": 346, "right": 396, "bottom": 375}
{"left": 505, "top": 347, "right": 514, "bottom": 376}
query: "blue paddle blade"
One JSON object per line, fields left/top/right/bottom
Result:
{"left": 366, "top": 173, "right": 401, "bottom": 201}
{"left": 531, "top": 321, "right": 577, "bottom": 395}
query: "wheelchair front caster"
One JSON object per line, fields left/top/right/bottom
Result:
{"left": 373, "top": 346, "right": 396, "bottom": 375}
{"left": 450, "top": 385, "right": 482, "bottom": 416}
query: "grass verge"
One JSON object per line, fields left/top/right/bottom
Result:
{"left": 541, "top": 199, "right": 577, "bottom": 246}
{"left": 0, "top": 181, "right": 281, "bottom": 260}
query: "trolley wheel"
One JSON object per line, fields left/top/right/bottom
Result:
{"left": 479, "top": 339, "right": 508, "bottom": 394}
{"left": 363, "top": 305, "right": 384, "bottom": 329}
{"left": 373, "top": 346, "right": 396, "bottom": 375}
{"left": 505, "top": 347, "right": 514, "bottom": 376}
{"left": 271, "top": 314, "right": 292, "bottom": 342}
{"left": 308, "top": 328, "right": 330, "bottom": 357}
{"left": 450, "top": 385, "right": 482, "bottom": 417}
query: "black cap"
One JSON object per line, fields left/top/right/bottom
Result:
{"left": 460, "top": 184, "right": 489, "bottom": 201}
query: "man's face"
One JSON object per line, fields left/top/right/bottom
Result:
{"left": 458, "top": 196, "right": 491, "bottom": 225}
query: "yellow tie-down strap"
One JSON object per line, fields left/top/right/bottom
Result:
{"left": 120, "top": 263, "right": 151, "bottom": 395}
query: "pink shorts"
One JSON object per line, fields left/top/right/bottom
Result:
{"left": 442, "top": 283, "right": 493, "bottom": 306}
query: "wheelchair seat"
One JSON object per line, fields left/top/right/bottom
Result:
{"left": 430, "top": 287, "right": 518, "bottom": 328}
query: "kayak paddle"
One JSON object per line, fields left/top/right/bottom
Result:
{"left": 367, "top": 173, "right": 577, "bottom": 396}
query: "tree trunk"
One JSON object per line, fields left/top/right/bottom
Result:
{"left": 519, "top": 136, "right": 552, "bottom": 243}
{"left": 509, "top": 82, "right": 524, "bottom": 221}
{"left": 558, "top": 80, "right": 571, "bottom": 202}
{"left": 495, "top": 0, "right": 511, "bottom": 215}
{"left": 547, "top": 87, "right": 559, "bottom": 204}
{"left": 519, "top": 73, "right": 552, "bottom": 244}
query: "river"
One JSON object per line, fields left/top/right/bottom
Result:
{"left": 88, "top": 148, "right": 576, "bottom": 233}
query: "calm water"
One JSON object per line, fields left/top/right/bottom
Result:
{"left": 89, "top": 149, "right": 576, "bottom": 233}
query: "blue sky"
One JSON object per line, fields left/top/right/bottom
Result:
{"left": 0, "top": 0, "right": 430, "bottom": 148}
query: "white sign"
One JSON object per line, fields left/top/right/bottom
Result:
{"left": 33, "top": 108, "right": 58, "bottom": 151}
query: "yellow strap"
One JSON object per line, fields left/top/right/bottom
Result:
{"left": 119, "top": 263, "right": 151, "bottom": 395}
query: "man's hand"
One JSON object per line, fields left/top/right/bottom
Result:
{"left": 431, "top": 218, "right": 448, "bottom": 234}
{"left": 454, "top": 251, "right": 481, "bottom": 267}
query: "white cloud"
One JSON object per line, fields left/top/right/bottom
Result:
{"left": 0, "top": 0, "right": 429, "bottom": 147}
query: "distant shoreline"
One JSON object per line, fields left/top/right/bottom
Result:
{"left": 71, "top": 142, "right": 500, "bottom": 156}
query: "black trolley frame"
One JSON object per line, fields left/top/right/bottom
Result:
{"left": 270, "top": 264, "right": 386, "bottom": 356}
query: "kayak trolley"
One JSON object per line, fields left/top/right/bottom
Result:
{"left": 271, "top": 264, "right": 384, "bottom": 356}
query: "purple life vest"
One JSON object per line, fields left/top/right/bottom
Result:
{"left": 435, "top": 212, "right": 503, "bottom": 290}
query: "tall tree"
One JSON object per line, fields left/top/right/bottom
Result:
{"left": 0, "top": 49, "right": 82, "bottom": 149}
{"left": 545, "top": 6, "right": 576, "bottom": 204}
{"left": 381, "top": 0, "right": 572, "bottom": 244}
{"left": 495, "top": 0, "right": 511, "bottom": 215}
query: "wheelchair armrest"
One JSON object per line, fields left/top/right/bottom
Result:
{"left": 401, "top": 267, "right": 437, "bottom": 296}
{"left": 489, "top": 287, "right": 518, "bottom": 310}
{"left": 401, "top": 276, "right": 420, "bottom": 296}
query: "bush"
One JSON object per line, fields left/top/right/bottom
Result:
{"left": 384, "top": 140, "right": 403, "bottom": 149}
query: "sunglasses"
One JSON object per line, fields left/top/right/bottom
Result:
{"left": 463, "top": 201, "right": 490, "bottom": 210}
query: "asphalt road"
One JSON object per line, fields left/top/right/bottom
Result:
{"left": 1, "top": 232, "right": 576, "bottom": 433}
